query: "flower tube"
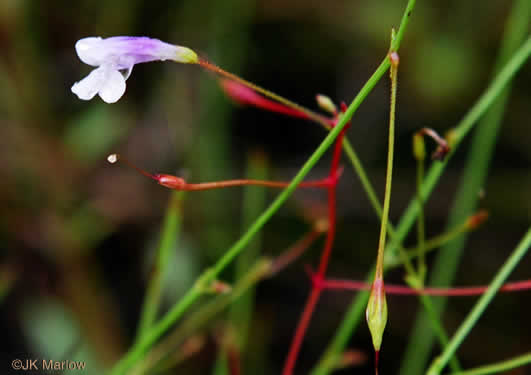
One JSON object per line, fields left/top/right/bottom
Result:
{"left": 71, "top": 36, "right": 198, "bottom": 103}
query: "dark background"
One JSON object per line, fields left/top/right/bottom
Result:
{"left": 1, "top": 0, "right": 530, "bottom": 374}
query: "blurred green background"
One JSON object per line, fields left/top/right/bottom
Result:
{"left": 1, "top": 0, "right": 530, "bottom": 374}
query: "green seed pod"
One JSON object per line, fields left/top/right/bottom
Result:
{"left": 366, "top": 278, "right": 388, "bottom": 351}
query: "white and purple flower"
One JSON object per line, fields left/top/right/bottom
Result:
{"left": 71, "top": 36, "right": 198, "bottom": 103}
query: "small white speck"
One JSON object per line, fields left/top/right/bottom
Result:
{"left": 107, "top": 154, "right": 118, "bottom": 164}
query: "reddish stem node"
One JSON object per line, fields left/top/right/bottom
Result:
{"left": 306, "top": 267, "right": 325, "bottom": 291}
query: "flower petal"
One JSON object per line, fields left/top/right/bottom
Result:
{"left": 71, "top": 66, "right": 106, "bottom": 101}
{"left": 98, "top": 69, "right": 126, "bottom": 103}
{"left": 74, "top": 36, "right": 198, "bottom": 69}
{"left": 75, "top": 37, "right": 104, "bottom": 66}
{"left": 121, "top": 65, "right": 133, "bottom": 80}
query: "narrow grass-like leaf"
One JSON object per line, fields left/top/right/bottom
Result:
{"left": 312, "top": 33, "right": 531, "bottom": 375}
{"left": 135, "top": 191, "right": 185, "bottom": 343}
{"left": 399, "top": 2, "right": 531, "bottom": 374}
{"left": 426, "top": 226, "right": 531, "bottom": 374}
{"left": 450, "top": 351, "right": 531, "bottom": 375}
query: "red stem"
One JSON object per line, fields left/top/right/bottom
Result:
{"left": 227, "top": 346, "right": 241, "bottom": 375}
{"left": 282, "top": 287, "right": 323, "bottom": 375}
{"left": 175, "top": 178, "right": 332, "bottom": 191}
{"left": 212, "top": 67, "right": 335, "bottom": 127}
{"left": 220, "top": 77, "right": 313, "bottom": 120}
{"left": 270, "top": 229, "right": 325, "bottom": 276}
{"left": 316, "top": 127, "right": 345, "bottom": 276}
{"left": 321, "top": 278, "right": 531, "bottom": 296}
{"left": 113, "top": 156, "right": 337, "bottom": 191}
{"left": 251, "top": 100, "right": 313, "bottom": 120}
{"left": 192, "top": 64, "right": 348, "bottom": 373}
{"left": 282, "top": 126, "right": 347, "bottom": 375}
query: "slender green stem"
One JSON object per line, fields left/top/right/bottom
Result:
{"left": 211, "top": 153, "right": 268, "bottom": 375}
{"left": 207, "top": 28, "right": 404, "bottom": 255}
{"left": 230, "top": 153, "right": 268, "bottom": 348}
{"left": 343, "top": 106, "right": 416, "bottom": 279}
{"left": 204, "top": 22, "right": 398, "bottom": 246}
{"left": 136, "top": 259, "right": 271, "bottom": 375}
{"left": 389, "top": 33, "right": 531, "bottom": 271}
{"left": 208, "top": 38, "right": 390, "bottom": 237}
{"left": 135, "top": 192, "right": 185, "bottom": 344}
{"left": 393, "top": 210, "right": 488, "bottom": 269}
{"left": 374, "top": 51, "right": 398, "bottom": 281}
{"left": 426, "top": 226, "right": 531, "bottom": 375}
{"left": 399, "top": 221, "right": 469, "bottom": 264}
{"left": 390, "top": 0, "right": 416, "bottom": 51}
{"left": 417, "top": 295, "right": 461, "bottom": 372}
{"left": 450, "top": 352, "right": 531, "bottom": 375}
{"left": 109, "top": 280, "right": 205, "bottom": 375}
{"left": 408, "top": 151, "right": 462, "bottom": 371}
{"left": 200, "top": 59, "right": 330, "bottom": 128}
{"left": 343, "top": 111, "right": 419, "bottom": 277}
{"left": 159, "top": 260, "right": 270, "bottom": 374}
{"left": 408, "top": 147, "right": 460, "bottom": 371}
{"left": 399, "top": 3, "right": 531, "bottom": 373}
{"left": 341, "top": 138, "right": 382, "bottom": 217}
{"left": 312, "top": 33, "right": 531, "bottom": 375}
{"left": 108, "top": 36, "right": 395, "bottom": 375}
{"left": 365, "top": 49, "right": 398, "bottom": 359}
{"left": 416, "top": 157, "right": 426, "bottom": 282}
{"left": 384, "top": 218, "right": 471, "bottom": 270}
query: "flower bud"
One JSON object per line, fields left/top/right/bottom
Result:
{"left": 366, "top": 277, "right": 388, "bottom": 351}
{"left": 316, "top": 94, "right": 337, "bottom": 115}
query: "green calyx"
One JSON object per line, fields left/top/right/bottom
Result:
{"left": 175, "top": 46, "right": 199, "bottom": 64}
